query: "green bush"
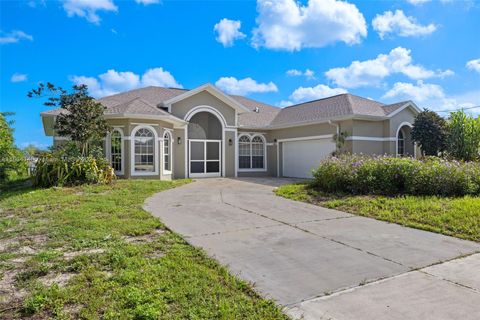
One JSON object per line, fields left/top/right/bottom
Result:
{"left": 312, "top": 155, "right": 480, "bottom": 197}
{"left": 33, "top": 143, "right": 115, "bottom": 187}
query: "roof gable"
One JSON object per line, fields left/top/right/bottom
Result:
{"left": 162, "top": 84, "right": 250, "bottom": 114}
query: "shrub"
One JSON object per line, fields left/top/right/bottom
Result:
{"left": 312, "top": 155, "right": 480, "bottom": 197}
{"left": 33, "top": 144, "right": 115, "bottom": 187}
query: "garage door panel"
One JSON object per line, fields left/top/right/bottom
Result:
{"left": 283, "top": 139, "right": 335, "bottom": 178}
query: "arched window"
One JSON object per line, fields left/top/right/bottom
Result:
{"left": 397, "top": 129, "right": 405, "bottom": 156}
{"left": 110, "top": 129, "right": 123, "bottom": 174}
{"left": 164, "top": 131, "right": 171, "bottom": 172}
{"left": 238, "top": 135, "right": 265, "bottom": 170}
{"left": 134, "top": 127, "right": 155, "bottom": 173}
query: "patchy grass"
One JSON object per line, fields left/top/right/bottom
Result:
{"left": 0, "top": 180, "right": 289, "bottom": 319}
{"left": 275, "top": 183, "right": 480, "bottom": 242}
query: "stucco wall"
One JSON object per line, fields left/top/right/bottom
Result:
{"left": 171, "top": 91, "right": 236, "bottom": 126}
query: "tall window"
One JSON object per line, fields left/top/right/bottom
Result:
{"left": 164, "top": 131, "right": 171, "bottom": 172}
{"left": 110, "top": 130, "right": 122, "bottom": 173}
{"left": 238, "top": 135, "right": 265, "bottom": 170}
{"left": 134, "top": 128, "right": 155, "bottom": 172}
{"left": 397, "top": 129, "right": 405, "bottom": 156}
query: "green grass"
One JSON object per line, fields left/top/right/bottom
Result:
{"left": 275, "top": 183, "right": 480, "bottom": 242}
{"left": 0, "top": 180, "right": 289, "bottom": 319}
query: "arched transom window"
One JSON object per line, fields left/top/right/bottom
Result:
{"left": 134, "top": 128, "right": 155, "bottom": 173}
{"left": 238, "top": 135, "right": 265, "bottom": 170}
{"left": 164, "top": 131, "right": 171, "bottom": 172}
{"left": 110, "top": 129, "right": 123, "bottom": 174}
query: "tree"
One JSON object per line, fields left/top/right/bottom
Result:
{"left": 411, "top": 110, "right": 447, "bottom": 156}
{"left": 446, "top": 110, "right": 480, "bottom": 161}
{"left": 28, "top": 83, "right": 111, "bottom": 156}
{"left": 0, "top": 112, "right": 27, "bottom": 181}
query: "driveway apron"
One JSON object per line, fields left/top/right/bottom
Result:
{"left": 144, "top": 178, "right": 480, "bottom": 320}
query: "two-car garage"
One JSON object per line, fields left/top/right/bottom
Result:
{"left": 281, "top": 137, "right": 336, "bottom": 178}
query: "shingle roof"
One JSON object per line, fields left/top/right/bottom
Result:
{"left": 41, "top": 86, "right": 414, "bottom": 129}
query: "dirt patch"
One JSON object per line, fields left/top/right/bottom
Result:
{"left": 0, "top": 234, "right": 47, "bottom": 253}
{"left": 0, "top": 269, "right": 28, "bottom": 307}
{"left": 63, "top": 248, "right": 105, "bottom": 259}
{"left": 38, "top": 272, "right": 75, "bottom": 287}
{"left": 123, "top": 229, "right": 165, "bottom": 244}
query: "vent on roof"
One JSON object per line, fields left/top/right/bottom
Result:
{"left": 254, "top": 107, "right": 260, "bottom": 113}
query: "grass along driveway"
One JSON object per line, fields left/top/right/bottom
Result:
{"left": 275, "top": 183, "right": 480, "bottom": 242}
{"left": 0, "top": 180, "right": 288, "bottom": 319}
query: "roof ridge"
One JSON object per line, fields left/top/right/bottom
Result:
{"left": 281, "top": 93, "right": 350, "bottom": 109}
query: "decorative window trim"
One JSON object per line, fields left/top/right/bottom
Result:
{"left": 109, "top": 128, "right": 124, "bottom": 176}
{"left": 163, "top": 130, "right": 173, "bottom": 175}
{"left": 395, "top": 122, "right": 413, "bottom": 157}
{"left": 131, "top": 125, "right": 159, "bottom": 176}
{"left": 237, "top": 133, "right": 267, "bottom": 172}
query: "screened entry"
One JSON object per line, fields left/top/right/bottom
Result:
{"left": 188, "top": 111, "right": 222, "bottom": 177}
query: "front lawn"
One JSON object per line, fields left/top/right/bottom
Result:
{"left": 276, "top": 183, "right": 480, "bottom": 242}
{"left": 0, "top": 180, "right": 288, "bottom": 319}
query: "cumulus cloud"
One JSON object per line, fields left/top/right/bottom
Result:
{"left": 383, "top": 80, "right": 444, "bottom": 102}
{"left": 251, "top": 0, "right": 367, "bottom": 51}
{"left": 383, "top": 81, "right": 480, "bottom": 115}
{"left": 286, "top": 69, "right": 315, "bottom": 79}
{"left": 214, "top": 18, "right": 246, "bottom": 47}
{"left": 71, "top": 67, "right": 182, "bottom": 98}
{"left": 325, "top": 47, "right": 453, "bottom": 88}
{"left": 63, "top": 0, "right": 118, "bottom": 24}
{"left": 215, "top": 77, "right": 278, "bottom": 95}
{"left": 278, "top": 84, "right": 347, "bottom": 107}
{"left": 135, "top": 0, "right": 160, "bottom": 5}
{"left": 466, "top": 58, "right": 480, "bottom": 74}
{"left": 372, "top": 10, "right": 436, "bottom": 39}
{"left": 0, "top": 30, "right": 33, "bottom": 44}
{"left": 11, "top": 73, "right": 28, "bottom": 83}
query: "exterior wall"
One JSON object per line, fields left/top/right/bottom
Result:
{"left": 170, "top": 91, "right": 236, "bottom": 127}
{"left": 173, "top": 127, "right": 186, "bottom": 179}
{"left": 387, "top": 108, "right": 417, "bottom": 156}
{"left": 225, "top": 130, "right": 236, "bottom": 177}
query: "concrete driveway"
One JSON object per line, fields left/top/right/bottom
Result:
{"left": 145, "top": 178, "right": 480, "bottom": 320}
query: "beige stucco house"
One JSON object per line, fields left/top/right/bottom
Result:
{"left": 41, "top": 83, "right": 421, "bottom": 179}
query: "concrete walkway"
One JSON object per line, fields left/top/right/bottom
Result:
{"left": 144, "top": 178, "right": 480, "bottom": 320}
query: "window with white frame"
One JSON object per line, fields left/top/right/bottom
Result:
{"left": 134, "top": 128, "right": 155, "bottom": 172}
{"left": 164, "top": 131, "right": 171, "bottom": 172}
{"left": 238, "top": 135, "right": 265, "bottom": 170}
{"left": 397, "top": 129, "right": 405, "bottom": 156}
{"left": 110, "top": 130, "right": 122, "bottom": 173}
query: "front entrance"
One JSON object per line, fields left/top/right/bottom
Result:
{"left": 189, "top": 140, "right": 221, "bottom": 178}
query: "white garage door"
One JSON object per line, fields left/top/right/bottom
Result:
{"left": 283, "top": 139, "right": 336, "bottom": 178}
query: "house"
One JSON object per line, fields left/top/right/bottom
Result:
{"left": 41, "top": 83, "right": 421, "bottom": 179}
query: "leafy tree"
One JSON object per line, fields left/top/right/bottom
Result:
{"left": 446, "top": 110, "right": 480, "bottom": 161}
{"left": 28, "top": 83, "right": 111, "bottom": 156}
{"left": 0, "top": 112, "right": 27, "bottom": 181}
{"left": 411, "top": 110, "right": 447, "bottom": 156}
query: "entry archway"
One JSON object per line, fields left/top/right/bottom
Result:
{"left": 185, "top": 106, "right": 225, "bottom": 178}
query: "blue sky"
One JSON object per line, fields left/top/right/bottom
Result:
{"left": 1, "top": 0, "right": 480, "bottom": 149}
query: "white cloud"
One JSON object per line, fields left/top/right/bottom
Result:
{"left": 383, "top": 80, "right": 444, "bottom": 102}
{"left": 11, "top": 73, "right": 28, "bottom": 83}
{"left": 372, "top": 10, "right": 436, "bottom": 39}
{"left": 466, "top": 58, "right": 480, "bottom": 74}
{"left": 214, "top": 18, "right": 246, "bottom": 47}
{"left": 325, "top": 47, "right": 453, "bottom": 88}
{"left": 0, "top": 30, "right": 33, "bottom": 44}
{"left": 135, "top": 0, "right": 160, "bottom": 5}
{"left": 286, "top": 69, "right": 316, "bottom": 79}
{"left": 383, "top": 81, "right": 480, "bottom": 115}
{"left": 215, "top": 77, "right": 278, "bottom": 95}
{"left": 63, "top": 0, "right": 118, "bottom": 24}
{"left": 251, "top": 0, "right": 367, "bottom": 51}
{"left": 278, "top": 84, "right": 347, "bottom": 107}
{"left": 71, "top": 67, "right": 182, "bottom": 98}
